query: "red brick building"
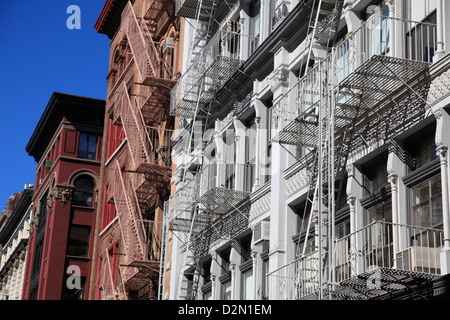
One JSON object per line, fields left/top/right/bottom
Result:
{"left": 22, "top": 92, "right": 105, "bottom": 300}
{"left": 90, "top": 0, "right": 183, "bottom": 300}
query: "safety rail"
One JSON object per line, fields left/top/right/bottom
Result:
{"left": 196, "top": 160, "right": 254, "bottom": 200}
{"left": 266, "top": 220, "right": 443, "bottom": 300}
{"left": 334, "top": 220, "right": 443, "bottom": 283}
{"left": 170, "top": 28, "right": 259, "bottom": 117}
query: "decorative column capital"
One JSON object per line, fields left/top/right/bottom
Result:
{"left": 347, "top": 196, "right": 356, "bottom": 207}
{"left": 437, "top": 145, "right": 449, "bottom": 162}
{"left": 388, "top": 173, "right": 398, "bottom": 190}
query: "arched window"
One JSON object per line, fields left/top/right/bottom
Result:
{"left": 72, "top": 178, "right": 95, "bottom": 207}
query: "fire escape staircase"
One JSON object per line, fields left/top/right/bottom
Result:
{"left": 123, "top": 1, "right": 177, "bottom": 126}
{"left": 107, "top": 160, "right": 161, "bottom": 296}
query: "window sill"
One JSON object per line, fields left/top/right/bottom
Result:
{"left": 65, "top": 255, "right": 90, "bottom": 261}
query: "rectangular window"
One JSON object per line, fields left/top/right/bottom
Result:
{"left": 67, "top": 225, "right": 91, "bottom": 257}
{"left": 242, "top": 269, "right": 253, "bottom": 300}
{"left": 102, "top": 185, "right": 117, "bottom": 230}
{"left": 61, "top": 276, "right": 86, "bottom": 300}
{"left": 107, "top": 120, "right": 125, "bottom": 159}
{"left": 78, "top": 133, "right": 98, "bottom": 160}
{"left": 223, "top": 281, "right": 232, "bottom": 300}
{"left": 412, "top": 175, "right": 442, "bottom": 228}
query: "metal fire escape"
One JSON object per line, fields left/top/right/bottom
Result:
{"left": 106, "top": 1, "right": 176, "bottom": 299}
{"left": 161, "top": 0, "right": 256, "bottom": 300}
{"left": 271, "top": 3, "right": 439, "bottom": 299}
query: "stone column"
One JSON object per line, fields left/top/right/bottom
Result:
{"left": 434, "top": 0, "right": 446, "bottom": 61}
{"left": 388, "top": 173, "right": 399, "bottom": 269}
{"left": 250, "top": 251, "right": 257, "bottom": 300}
{"left": 386, "top": 0, "right": 396, "bottom": 58}
{"left": 253, "top": 116, "right": 262, "bottom": 190}
{"left": 210, "top": 274, "right": 217, "bottom": 300}
{"left": 434, "top": 108, "right": 450, "bottom": 274}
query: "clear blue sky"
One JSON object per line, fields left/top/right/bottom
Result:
{"left": 0, "top": 1, "right": 110, "bottom": 212}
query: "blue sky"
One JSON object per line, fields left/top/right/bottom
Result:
{"left": 0, "top": 1, "right": 110, "bottom": 212}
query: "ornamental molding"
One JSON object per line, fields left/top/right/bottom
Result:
{"left": 249, "top": 190, "right": 271, "bottom": 221}
{"left": 427, "top": 68, "right": 450, "bottom": 107}
{"left": 51, "top": 184, "right": 75, "bottom": 207}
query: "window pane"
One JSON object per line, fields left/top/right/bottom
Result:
{"left": 243, "top": 270, "right": 253, "bottom": 300}
{"left": 78, "top": 133, "right": 87, "bottom": 158}
{"left": 73, "top": 178, "right": 94, "bottom": 207}
{"left": 67, "top": 226, "right": 90, "bottom": 257}
{"left": 87, "top": 135, "right": 97, "bottom": 159}
{"left": 62, "top": 276, "right": 86, "bottom": 300}
{"left": 223, "top": 281, "right": 232, "bottom": 300}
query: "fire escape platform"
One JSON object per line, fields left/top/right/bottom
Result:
{"left": 300, "top": 267, "right": 441, "bottom": 300}
{"left": 135, "top": 162, "right": 172, "bottom": 177}
{"left": 142, "top": 76, "right": 177, "bottom": 91}
{"left": 336, "top": 267, "right": 441, "bottom": 300}
{"left": 204, "top": 56, "right": 245, "bottom": 88}
{"left": 272, "top": 112, "right": 319, "bottom": 147}
{"left": 122, "top": 260, "right": 160, "bottom": 292}
{"left": 169, "top": 211, "right": 212, "bottom": 234}
{"left": 176, "top": 0, "right": 219, "bottom": 21}
{"left": 338, "top": 55, "right": 431, "bottom": 113}
{"left": 144, "top": 0, "right": 169, "bottom": 22}
{"left": 172, "top": 56, "right": 243, "bottom": 119}
{"left": 197, "top": 187, "right": 250, "bottom": 214}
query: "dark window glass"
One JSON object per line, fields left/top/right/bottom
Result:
{"left": 61, "top": 276, "right": 86, "bottom": 300}
{"left": 67, "top": 225, "right": 90, "bottom": 257}
{"left": 78, "top": 133, "right": 97, "bottom": 160}
{"left": 72, "top": 178, "right": 94, "bottom": 207}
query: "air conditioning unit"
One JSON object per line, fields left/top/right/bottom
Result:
{"left": 396, "top": 246, "right": 441, "bottom": 274}
{"left": 254, "top": 221, "right": 270, "bottom": 244}
{"left": 163, "top": 37, "right": 175, "bottom": 52}
{"left": 45, "top": 160, "right": 53, "bottom": 169}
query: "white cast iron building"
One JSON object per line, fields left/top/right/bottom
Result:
{"left": 162, "top": 0, "right": 450, "bottom": 300}
{"left": 0, "top": 186, "right": 33, "bottom": 300}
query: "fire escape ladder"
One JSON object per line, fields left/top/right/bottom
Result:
{"left": 110, "top": 160, "right": 147, "bottom": 261}
{"left": 158, "top": 200, "right": 171, "bottom": 300}
{"left": 98, "top": 248, "right": 127, "bottom": 300}
{"left": 123, "top": 1, "right": 161, "bottom": 83}
{"left": 115, "top": 82, "right": 154, "bottom": 174}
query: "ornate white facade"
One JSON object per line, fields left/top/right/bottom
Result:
{"left": 0, "top": 187, "right": 33, "bottom": 300}
{"left": 163, "top": 0, "right": 450, "bottom": 300}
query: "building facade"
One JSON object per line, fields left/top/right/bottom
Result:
{"left": 22, "top": 92, "right": 105, "bottom": 300}
{"left": 91, "top": 0, "right": 183, "bottom": 300}
{"left": 0, "top": 186, "right": 33, "bottom": 300}
{"left": 165, "top": 0, "right": 450, "bottom": 300}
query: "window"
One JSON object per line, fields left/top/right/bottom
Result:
{"left": 367, "top": 200, "right": 392, "bottom": 223}
{"left": 30, "top": 192, "right": 48, "bottom": 300}
{"left": 249, "top": 0, "right": 260, "bottom": 52}
{"left": 67, "top": 225, "right": 90, "bottom": 257}
{"left": 412, "top": 175, "right": 442, "bottom": 229}
{"left": 107, "top": 120, "right": 125, "bottom": 159}
{"left": 223, "top": 280, "right": 232, "bottom": 300}
{"left": 407, "top": 130, "right": 437, "bottom": 170}
{"left": 242, "top": 269, "right": 253, "bottom": 300}
{"left": 363, "top": 158, "right": 389, "bottom": 195}
{"left": 102, "top": 185, "right": 116, "bottom": 229}
{"left": 78, "top": 133, "right": 98, "bottom": 160}
{"left": 72, "top": 178, "right": 94, "bottom": 207}
{"left": 61, "top": 276, "right": 86, "bottom": 300}
{"left": 366, "top": 2, "right": 390, "bottom": 57}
